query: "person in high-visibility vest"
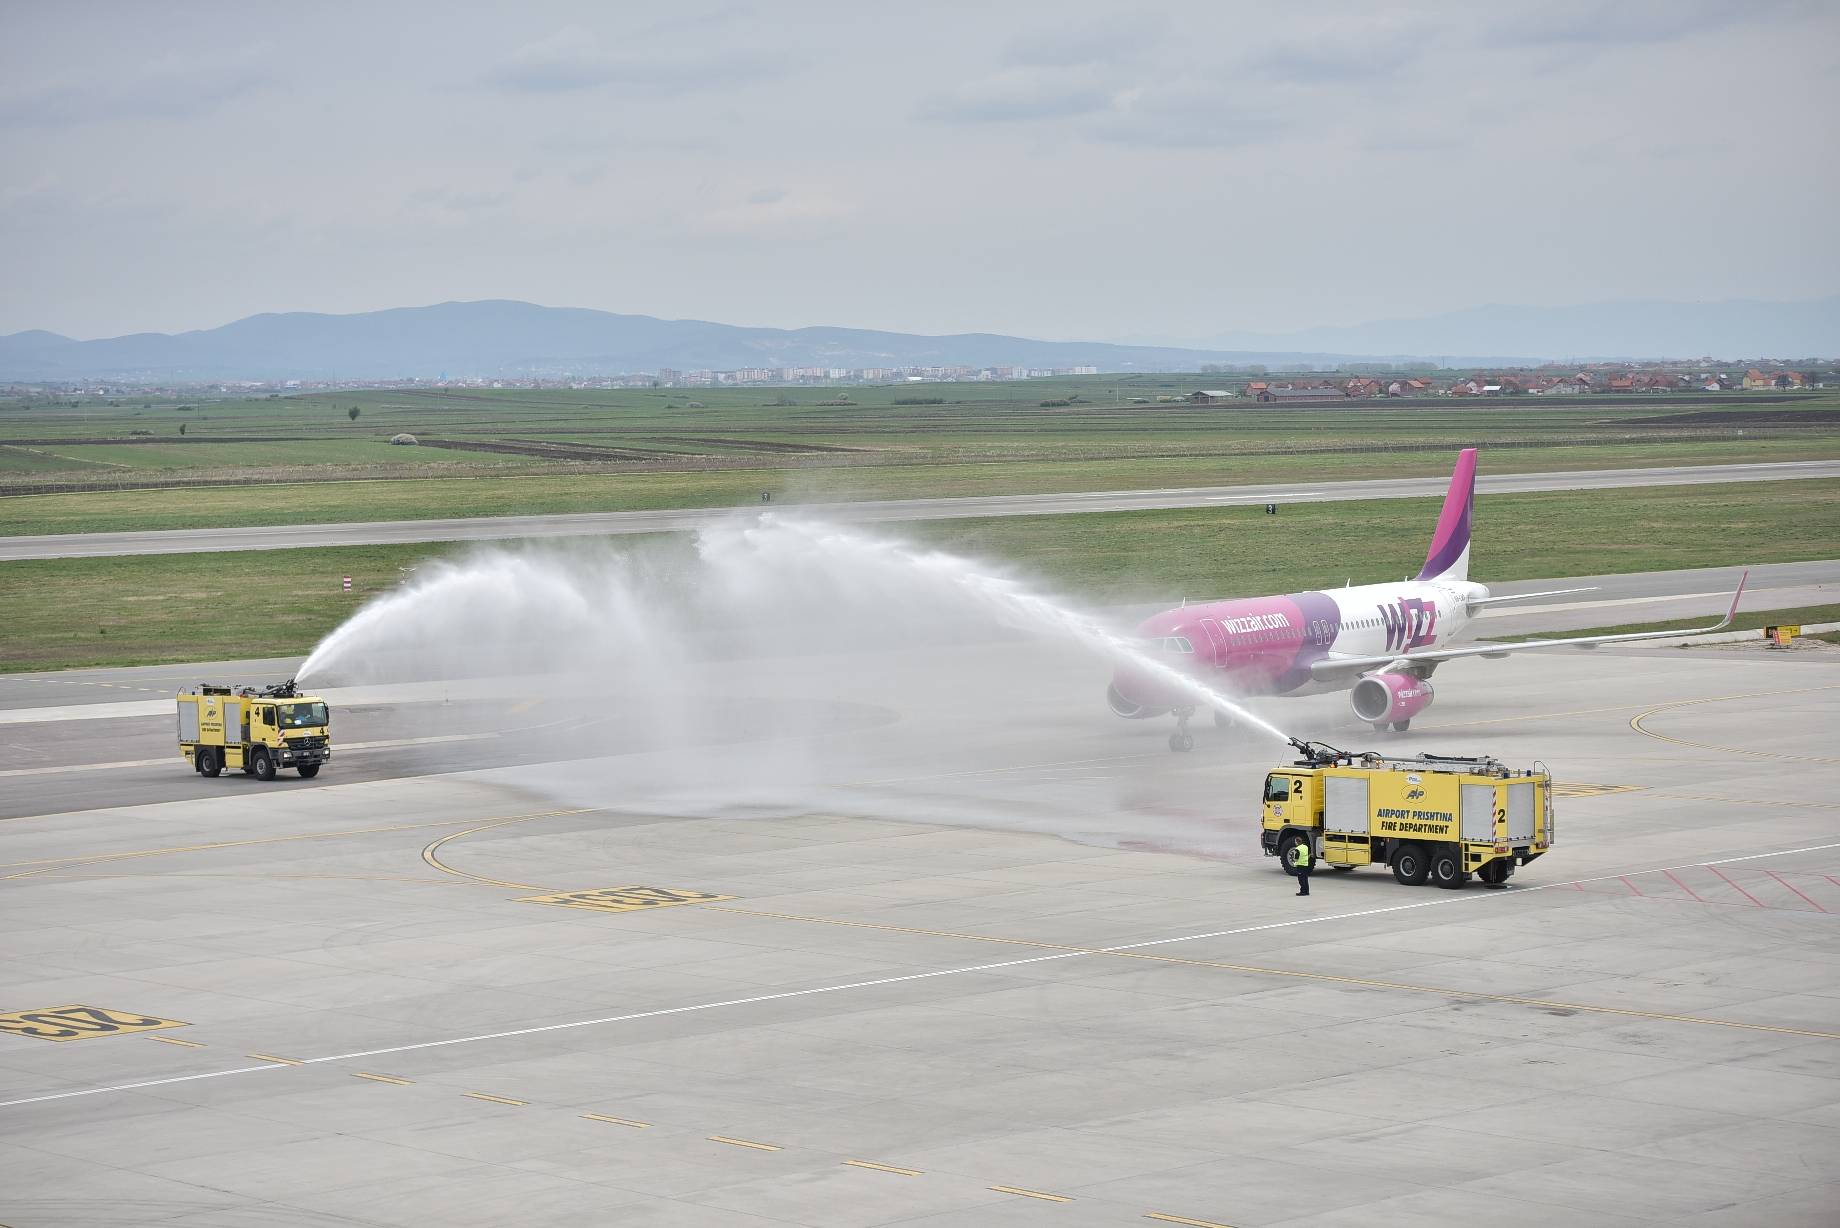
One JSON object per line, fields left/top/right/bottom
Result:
{"left": 1288, "top": 838, "right": 1314, "bottom": 896}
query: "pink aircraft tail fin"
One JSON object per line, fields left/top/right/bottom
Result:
{"left": 1416, "top": 448, "right": 1476, "bottom": 582}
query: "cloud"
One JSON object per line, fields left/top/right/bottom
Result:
{"left": 1244, "top": 17, "right": 1438, "bottom": 85}
{"left": 916, "top": 14, "right": 1433, "bottom": 144}
{"left": 915, "top": 69, "right": 1115, "bottom": 124}
{"left": 484, "top": 24, "right": 778, "bottom": 95}
{"left": 1482, "top": 0, "right": 1788, "bottom": 48}
{"left": 1088, "top": 79, "right": 1293, "bottom": 150}
{"left": 689, "top": 189, "right": 853, "bottom": 239}
{"left": 918, "top": 61, "right": 1292, "bottom": 150}
{"left": 0, "top": 50, "right": 271, "bottom": 128}
{"left": 403, "top": 186, "right": 514, "bottom": 224}
{"left": 1001, "top": 14, "right": 1166, "bottom": 67}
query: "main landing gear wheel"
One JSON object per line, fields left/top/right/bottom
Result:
{"left": 1212, "top": 709, "right": 1233, "bottom": 729}
{"left": 1391, "top": 842, "right": 1428, "bottom": 886}
{"left": 1390, "top": 719, "right": 1411, "bottom": 732}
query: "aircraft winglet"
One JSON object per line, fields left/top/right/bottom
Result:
{"left": 1725, "top": 568, "right": 1749, "bottom": 625}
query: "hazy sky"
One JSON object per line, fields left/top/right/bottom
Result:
{"left": 3, "top": 1, "right": 1835, "bottom": 341}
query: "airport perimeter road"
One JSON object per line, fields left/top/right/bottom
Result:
{"left": 5, "top": 458, "right": 1839, "bottom": 560}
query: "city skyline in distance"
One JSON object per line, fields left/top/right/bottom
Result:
{"left": 1, "top": 293, "right": 1833, "bottom": 384}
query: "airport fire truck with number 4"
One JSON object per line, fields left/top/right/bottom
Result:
{"left": 1261, "top": 739, "right": 1552, "bottom": 888}
{"left": 177, "top": 680, "right": 331, "bottom": 781}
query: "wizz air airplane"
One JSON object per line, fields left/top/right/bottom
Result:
{"left": 1107, "top": 448, "right": 1747, "bottom": 750}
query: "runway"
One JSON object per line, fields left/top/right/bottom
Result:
{"left": 1, "top": 573, "right": 1837, "bottom": 1225}
{"left": 5, "top": 457, "right": 1838, "bottom": 560}
{"left": 0, "top": 561, "right": 1828, "bottom": 829}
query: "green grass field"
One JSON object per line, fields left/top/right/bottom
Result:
{"left": 5, "top": 480, "right": 1833, "bottom": 673}
{"left": 3, "top": 380, "right": 1836, "bottom": 535}
{"left": 4, "top": 434, "right": 1836, "bottom": 538}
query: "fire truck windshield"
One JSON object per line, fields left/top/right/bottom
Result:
{"left": 276, "top": 702, "right": 328, "bottom": 729}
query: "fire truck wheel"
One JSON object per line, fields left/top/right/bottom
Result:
{"left": 1391, "top": 843, "right": 1429, "bottom": 886}
{"left": 1430, "top": 847, "right": 1469, "bottom": 888}
{"left": 251, "top": 750, "right": 276, "bottom": 782}
{"left": 1478, "top": 860, "right": 1512, "bottom": 887}
{"left": 197, "top": 748, "right": 221, "bottom": 778}
{"left": 1168, "top": 731, "right": 1194, "bottom": 752}
{"left": 297, "top": 763, "right": 321, "bottom": 779}
{"left": 1330, "top": 864, "right": 1356, "bottom": 872}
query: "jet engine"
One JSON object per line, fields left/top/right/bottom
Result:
{"left": 1107, "top": 683, "right": 1168, "bottom": 719}
{"left": 1350, "top": 672, "right": 1434, "bottom": 729}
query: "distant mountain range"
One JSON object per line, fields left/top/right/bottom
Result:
{"left": 0, "top": 301, "right": 1377, "bottom": 383}
{"left": 1138, "top": 296, "right": 1839, "bottom": 363}
{"left": 1, "top": 295, "right": 1831, "bottom": 383}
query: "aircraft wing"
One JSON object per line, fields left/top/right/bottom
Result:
{"left": 1310, "top": 571, "right": 1748, "bottom": 681}
{"left": 1465, "top": 585, "right": 1595, "bottom": 609}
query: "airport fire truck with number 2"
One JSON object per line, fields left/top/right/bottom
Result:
{"left": 1261, "top": 739, "right": 1553, "bottom": 888}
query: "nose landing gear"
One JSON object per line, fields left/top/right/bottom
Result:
{"left": 1168, "top": 706, "right": 1196, "bottom": 752}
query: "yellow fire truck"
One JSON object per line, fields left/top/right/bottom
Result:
{"left": 177, "top": 680, "right": 331, "bottom": 782}
{"left": 1261, "top": 739, "right": 1552, "bottom": 888}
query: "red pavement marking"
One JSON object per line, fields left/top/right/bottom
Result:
{"left": 1766, "top": 871, "right": 1828, "bottom": 913}
{"left": 1705, "top": 864, "right": 1766, "bottom": 908}
{"left": 1621, "top": 875, "right": 1645, "bottom": 897}
{"left": 1662, "top": 868, "right": 1708, "bottom": 902}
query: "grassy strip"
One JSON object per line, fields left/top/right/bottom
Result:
{"left": 1496, "top": 604, "right": 1840, "bottom": 639}
{"left": 0, "top": 545, "right": 447, "bottom": 672}
{"left": 911, "top": 479, "right": 1840, "bottom": 598}
{"left": 3, "top": 480, "right": 1836, "bottom": 673}
{"left": 5, "top": 436, "right": 1839, "bottom": 537}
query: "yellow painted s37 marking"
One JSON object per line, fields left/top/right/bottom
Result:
{"left": 0, "top": 1005, "right": 186, "bottom": 1043}
{"left": 518, "top": 885, "right": 735, "bottom": 913}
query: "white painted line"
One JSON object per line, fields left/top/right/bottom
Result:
{"left": 8, "top": 838, "right": 1840, "bottom": 1111}
{"left": 0, "top": 733, "right": 496, "bottom": 778}
{"left": 1203, "top": 491, "right": 1321, "bottom": 502}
